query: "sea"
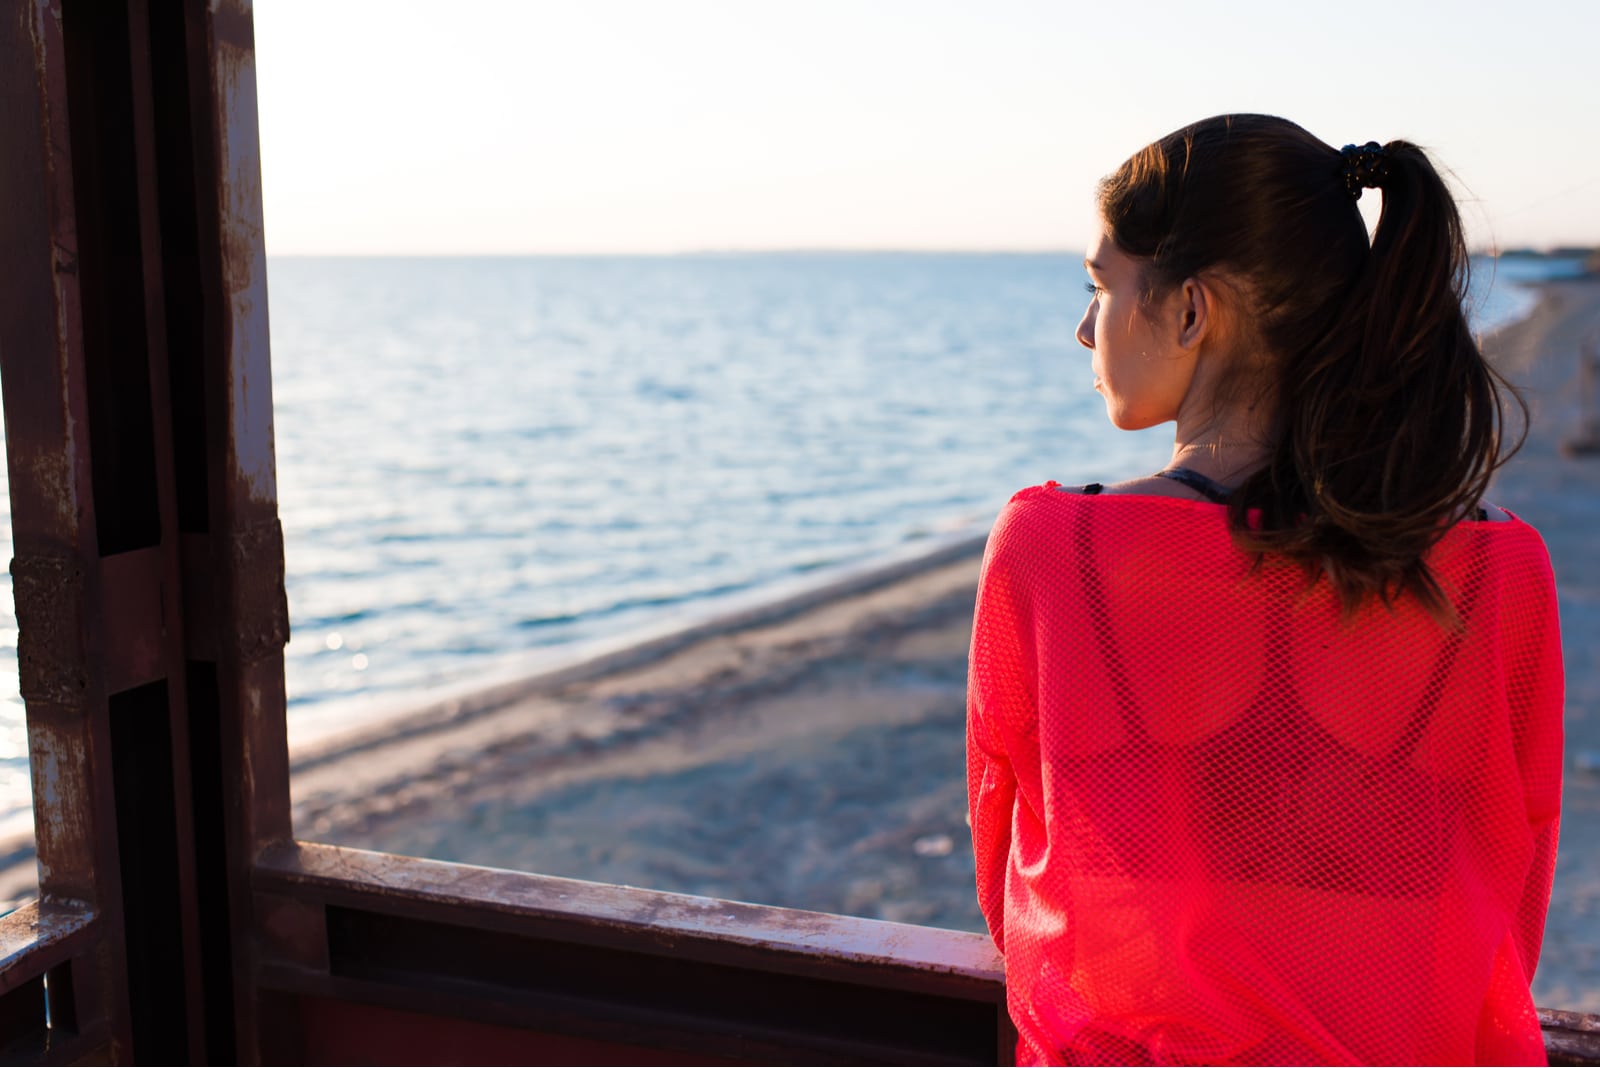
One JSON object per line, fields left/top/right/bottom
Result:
{"left": 0, "top": 251, "right": 1585, "bottom": 837}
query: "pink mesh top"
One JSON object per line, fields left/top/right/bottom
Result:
{"left": 967, "top": 485, "right": 1563, "bottom": 1065}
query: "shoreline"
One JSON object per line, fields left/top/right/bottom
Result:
{"left": 287, "top": 528, "right": 989, "bottom": 767}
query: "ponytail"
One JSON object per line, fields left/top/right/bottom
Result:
{"left": 1099, "top": 116, "right": 1526, "bottom": 623}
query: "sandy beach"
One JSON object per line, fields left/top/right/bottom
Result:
{"left": 290, "top": 541, "right": 990, "bottom": 932}
{"left": 3, "top": 273, "right": 1598, "bottom": 1012}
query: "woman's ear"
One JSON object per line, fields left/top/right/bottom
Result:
{"left": 1176, "top": 275, "right": 1212, "bottom": 350}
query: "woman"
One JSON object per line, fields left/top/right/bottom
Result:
{"left": 966, "top": 115, "right": 1564, "bottom": 1065}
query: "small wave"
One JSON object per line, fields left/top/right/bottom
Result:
{"left": 636, "top": 378, "right": 698, "bottom": 402}
{"left": 590, "top": 578, "right": 764, "bottom": 617}
{"left": 513, "top": 611, "right": 584, "bottom": 631}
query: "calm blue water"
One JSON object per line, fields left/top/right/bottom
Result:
{"left": 0, "top": 252, "right": 1583, "bottom": 833}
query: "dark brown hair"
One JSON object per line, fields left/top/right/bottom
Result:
{"left": 1098, "top": 114, "right": 1524, "bottom": 621}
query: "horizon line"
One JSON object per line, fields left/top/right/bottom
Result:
{"left": 264, "top": 247, "right": 1084, "bottom": 258}
{"left": 263, "top": 245, "right": 1592, "bottom": 259}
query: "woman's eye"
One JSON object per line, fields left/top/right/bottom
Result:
{"left": 1083, "top": 282, "right": 1102, "bottom": 297}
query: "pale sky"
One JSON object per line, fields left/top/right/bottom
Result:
{"left": 254, "top": 0, "right": 1600, "bottom": 255}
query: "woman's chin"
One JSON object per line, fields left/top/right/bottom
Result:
{"left": 1100, "top": 399, "right": 1132, "bottom": 430}
{"left": 1105, "top": 405, "right": 1162, "bottom": 432}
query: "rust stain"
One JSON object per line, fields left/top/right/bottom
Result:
{"left": 230, "top": 520, "right": 288, "bottom": 661}
{"left": 208, "top": 0, "right": 255, "bottom": 52}
{"left": 26, "top": 445, "right": 78, "bottom": 534}
{"left": 27, "top": 3, "right": 56, "bottom": 95}
{"left": 11, "top": 551, "right": 85, "bottom": 703}
{"left": 27, "top": 719, "right": 92, "bottom": 894}
{"left": 0, "top": 900, "right": 95, "bottom": 979}
{"left": 34, "top": 0, "right": 86, "bottom": 548}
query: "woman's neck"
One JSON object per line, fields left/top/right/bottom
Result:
{"left": 1168, "top": 403, "right": 1273, "bottom": 486}
{"left": 1168, "top": 439, "right": 1269, "bottom": 486}
{"left": 1167, "top": 341, "right": 1277, "bottom": 486}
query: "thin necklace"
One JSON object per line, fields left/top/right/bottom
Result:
{"left": 1174, "top": 440, "right": 1259, "bottom": 451}
{"left": 1170, "top": 441, "right": 1267, "bottom": 482}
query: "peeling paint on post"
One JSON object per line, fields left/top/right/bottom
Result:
{"left": 208, "top": 0, "right": 278, "bottom": 511}
{"left": 230, "top": 520, "right": 289, "bottom": 663}
{"left": 25, "top": 719, "right": 96, "bottom": 903}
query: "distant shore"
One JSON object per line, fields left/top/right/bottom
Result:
{"left": 3, "top": 275, "right": 1598, "bottom": 1013}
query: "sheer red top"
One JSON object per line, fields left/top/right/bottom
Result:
{"left": 967, "top": 485, "right": 1563, "bottom": 1065}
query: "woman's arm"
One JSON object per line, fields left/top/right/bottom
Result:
{"left": 967, "top": 679, "right": 1016, "bottom": 952}
{"left": 1506, "top": 534, "right": 1565, "bottom": 980}
{"left": 966, "top": 496, "right": 1044, "bottom": 954}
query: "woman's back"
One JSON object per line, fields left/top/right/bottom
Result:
{"left": 968, "top": 487, "right": 1563, "bottom": 1064}
{"left": 969, "top": 113, "right": 1564, "bottom": 1064}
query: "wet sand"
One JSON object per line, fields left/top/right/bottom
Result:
{"left": 3, "top": 275, "right": 1598, "bottom": 1010}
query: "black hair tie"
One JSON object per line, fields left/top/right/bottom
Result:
{"left": 1340, "top": 141, "right": 1390, "bottom": 199}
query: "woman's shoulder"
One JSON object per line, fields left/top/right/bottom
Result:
{"left": 985, "top": 483, "right": 1080, "bottom": 562}
{"left": 994, "top": 481, "right": 1089, "bottom": 529}
{"left": 996, "top": 478, "right": 1233, "bottom": 523}
{"left": 1464, "top": 505, "right": 1556, "bottom": 580}
{"left": 987, "top": 479, "right": 1222, "bottom": 559}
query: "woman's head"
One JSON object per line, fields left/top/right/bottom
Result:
{"left": 1096, "top": 115, "right": 1370, "bottom": 373}
{"left": 1076, "top": 224, "right": 1209, "bottom": 431}
{"left": 1089, "top": 114, "right": 1524, "bottom": 622}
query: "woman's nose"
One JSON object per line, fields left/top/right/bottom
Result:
{"left": 1075, "top": 303, "right": 1095, "bottom": 350}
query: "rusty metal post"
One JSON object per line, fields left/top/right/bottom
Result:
{"left": 178, "top": 1, "right": 295, "bottom": 1059}
{"left": 0, "top": 1, "right": 134, "bottom": 1058}
{"left": 0, "top": 0, "right": 289, "bottom": 1061}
